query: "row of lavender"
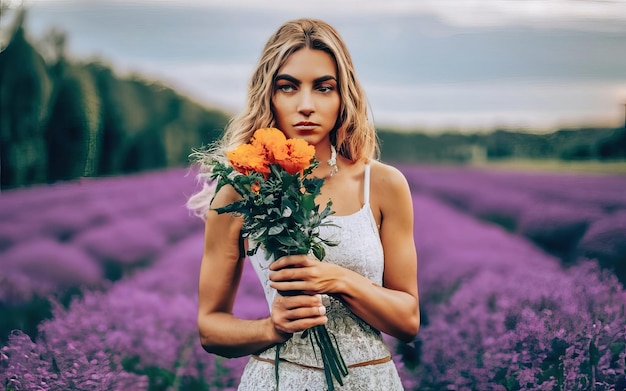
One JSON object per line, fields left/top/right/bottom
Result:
{"left": 0, "top": 169, "right": 204, "bottom": 305}
{"left": 1, "top": 233, "right": 252, "bottom": 390}
{"left": 0, "top": 166, "right": 259, "bottom": 389}
{"left": 2, "top": 167, "right": 625, "bottom": 389}
{"left": 0, "top": 169, "right": 204, "bottom": 345}
{"left": 401, "top": 165, "right": 626, "bottom": 284}
{"left": 403, "top": 193, "right": 625, "bottom": 390}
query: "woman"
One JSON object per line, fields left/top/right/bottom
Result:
{"left": 188, "top": 18, "right": 419, "bottom": 390}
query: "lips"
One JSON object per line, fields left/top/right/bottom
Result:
{"left": 294, "top": 121, "right": 319, "bottom": 131}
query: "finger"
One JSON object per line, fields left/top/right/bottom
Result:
{"left": 270, "top": 281, "right": 311, "bottom": 293}
{"left": 270, "top": 261, "right": 322, "bottom": 282}
{"left": 277, "top": 294, "right": 323, "bottom": 310}
{"left": 275, "top": 316, "right": 329, "bottom": 334}
{"left": 283, "top": 305, "right": 326, "bottom": 321}
{"left": 269, "top": 254, "right": 311, "bottom": 271}
{"left": 269, "top": 267, "right": 307, "bottom": 282}
{"left": 272, "top": 301, "right": 327, "bottom": 333}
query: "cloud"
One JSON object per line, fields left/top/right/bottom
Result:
{"left": 18, "top": 0, "right": 626, "bottom": 131}
{"left": 364, "top": 79, "right": 626, "bottom": 131}
{"left": 25, "top": 0, "right": 626, "bottom": 31}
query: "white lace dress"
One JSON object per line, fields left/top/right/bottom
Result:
{"left": 238, "top": 165, "right": 404, "bottom": 391}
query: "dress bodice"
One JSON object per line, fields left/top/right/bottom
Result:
{"left": 247, "top": 164, "right": 392, "bottom": 368}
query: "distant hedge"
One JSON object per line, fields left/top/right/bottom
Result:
{"left": 378, "top": 127, "right": 626, "bottom": 164}
{"left": 0, "top": 14, "right": 229, "bottom": 189}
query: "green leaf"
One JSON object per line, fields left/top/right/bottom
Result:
{"left": 312, "top": 243, "right": 325, "bottom": 261}
{"left": 212, "top": 200, "right": 246, "bottom": 215}
{"left": 303, "top": 177, "right": 323, "bottom": 195}
{"left": 268, "top": 225, "right": 285, "bottom": 236}
{"left": 301, "top": 194, "right": 315, "bottom": 211}
{"left": 276, "top": 235, "right": 300, "bottom": 248}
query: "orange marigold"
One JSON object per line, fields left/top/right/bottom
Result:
{"left": 274, "top": 138, "right": 315, "bottom": 175}
{"left": 251, "top": 128, "right": 287, "bottom": 161}
{"left": 227, "top": 143, "right": 270, "bottom": 175}
{"left": 227, "top": 128, "right": 315, "bottom": 176}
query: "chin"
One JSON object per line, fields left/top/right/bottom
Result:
{"left": 290, "top": 132, "right": 329, "bottom": 146}
{"left": 284, "top": 131, "right": 312, "bottom": 142}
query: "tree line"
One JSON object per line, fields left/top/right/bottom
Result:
{"left": 378, "top": 126, "right": 626, "bottom": 164}
{"left": 0, "top": 10, "right": 228, "bottom": 190}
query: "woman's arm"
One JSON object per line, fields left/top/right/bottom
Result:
{"left": 268, "top": 163, "right": 420, "bottom": 342}
{"left": 198, "top": 185, "right": 328, "bottom": 358}
{"left": 343, "top": 162, "right": 419, "bottom": 341}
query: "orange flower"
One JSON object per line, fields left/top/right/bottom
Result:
{"left": 227, "top": 128, "right": 314, "bottom": 176}
{"left": 273, "top": 138, "right": 315, "bottom": 175}
{"left": 251, "top": 128, "right": 287, "bottom": 161}
{"left": 227, "top": 143, "right": 270, "bottom": 175}
{"left": 250, "top": 181, "right": 261, "bottom": 193}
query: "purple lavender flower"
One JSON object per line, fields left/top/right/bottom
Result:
{"left": 576, "top": 210, "right": 626, "bottom": 282}
{"left": 2, "top": 166, "right": 625, "bottom": 390}
{"left": 72, "top": 217, "right": 169, "bottom": 269}
{"left": 1, "top": 238, "right": 102, "bottom": 304}
{"left": 403, "top": 192, "right": 626, "bottom": 390}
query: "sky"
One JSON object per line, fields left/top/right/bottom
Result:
{"left": 4, "top": 0, "right": 626, "bottom": 133}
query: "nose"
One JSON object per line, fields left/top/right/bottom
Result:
{"left": 297, "top": 91, "right": 315, "bottom": 116}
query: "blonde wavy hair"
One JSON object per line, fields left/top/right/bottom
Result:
{"left": 188, "top": 18, "right": 378, "bottom": 218}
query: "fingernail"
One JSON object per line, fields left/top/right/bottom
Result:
{"left": 318, "top": 306, "right": 326, "bottom": 316}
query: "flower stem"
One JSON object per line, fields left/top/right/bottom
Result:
{"left": 312, "top": 325, "right": 348, "bottom": 390}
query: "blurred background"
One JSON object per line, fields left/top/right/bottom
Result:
{"left": 2, "top": 1, "right": 626, "bottom": 390}
{"left": 1, "top": 0, "right": 626, "bottom": 189}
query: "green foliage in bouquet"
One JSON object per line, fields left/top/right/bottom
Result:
{"left": 210, "top": 161, "right": 337, "bottom": 260}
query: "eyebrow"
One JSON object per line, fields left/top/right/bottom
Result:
{"left": 274, "top": 74, "right": 337, "bottom": 85}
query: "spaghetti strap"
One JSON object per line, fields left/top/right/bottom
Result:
{"left": 364, "top": 164, "right": 371, "bottom": 205}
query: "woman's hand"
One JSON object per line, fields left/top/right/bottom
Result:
{"left": 269, "top": 254, "right": 339, "bottom": 337}
{"left": 270, "top": 293, "right": 328, "bottom": 336}
{"left": 269, "top": 254, "right": 342, "bottom": 295}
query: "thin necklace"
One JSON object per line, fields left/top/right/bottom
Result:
{"left": 327, "top": 145, "right": 338, "bottom": 177}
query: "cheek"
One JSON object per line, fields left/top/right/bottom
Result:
{"left": 271, "top": 98, "right": 285, "bottom": 123}
{"left": 327, "top": 97, "right": 341, "bottom": 118}
{"left": 272, "top": 96, "right": 291, "bottom": 114}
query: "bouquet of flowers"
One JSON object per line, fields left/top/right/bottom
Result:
{"left": 208, "top": 128, "right": 348, "bottom": 390}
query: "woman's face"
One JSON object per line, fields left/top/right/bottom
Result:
{"left": 271, "top": 48, "right": 340, "bottom": 147}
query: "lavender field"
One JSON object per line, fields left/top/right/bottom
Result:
{"left": 402, "top": 165, "right": 626, "bottom": 283}
{"left": 1, "top": 166, "right": 625, "bottom": 390}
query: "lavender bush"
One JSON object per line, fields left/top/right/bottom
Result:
{"left": 402, "top": 165, "right": 626, "bottom": 282}
{"left": 1, "top": 166, "right": 625, "bottom": 390}
{"left": 0, "top": 168, "right": 202, "bottom": 295}
{"left": 399, "top": 193, "right": 626, "bottom": 390}
{"left": 1, "top": 239, "right": 102, "bottom": 304}
{"left": 0, "top": 169, "right": 202, "bottom": 347}
{"left": 1, "top": 228, "right": 265, "bottom": 390}
{"left": 576, "top": 210, "right": 626, "bottom": 284}
{"left": 0, "top": 169, "right": 200, "bottom": 251}
{"left": 1, "top": 330, "right": 148, "bottom": 391}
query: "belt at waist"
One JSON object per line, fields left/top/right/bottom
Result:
{"left": 251, "top": 354, "right": 392, "bottom": 371}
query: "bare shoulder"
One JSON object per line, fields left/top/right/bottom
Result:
{"left": 368, "top": 160, "right": 411, "bottom": 195}
{"left": 368, "top": 160, "right": 412, "bottom": 219}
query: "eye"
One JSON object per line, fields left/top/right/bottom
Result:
{"left": 316, "top": 84, "right": 335, "bottom": 94}
{"left": 276, "top": 84, "right": 295, "bottom": 93}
